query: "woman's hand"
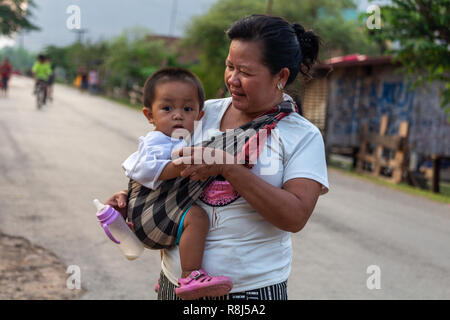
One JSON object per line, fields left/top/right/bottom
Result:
{"left": 172, "top": 147, "right": 238, "bottom": 182}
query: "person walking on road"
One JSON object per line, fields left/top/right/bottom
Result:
{"left": 88, "top": 69, "right": 99, "bottom": 94}
{"left": 0, "top": 58, "right": 12, "bottom": 97}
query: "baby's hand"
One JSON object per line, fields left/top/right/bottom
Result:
{"left": 105, "top": 189, "right": 128, "bottom": 219}
{"left": 105, "top": 190, "right": 134, "bottom": 231}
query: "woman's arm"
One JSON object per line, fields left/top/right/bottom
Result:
{"left": 221, "top": 164, "right": 322, "bottom": 233}
{"left": 176, "top": 148, "right": 322, "bottom": 233}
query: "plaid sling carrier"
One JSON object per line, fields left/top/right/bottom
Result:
{"left": 127, "top": 100, "right": 297, "bottom": 249}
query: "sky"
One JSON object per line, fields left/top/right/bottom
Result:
{"left": 0, "top": 0, "right": 390, "bottom": 52}
{"left": 0, "top": 0, "right": 218, "bottom": 51}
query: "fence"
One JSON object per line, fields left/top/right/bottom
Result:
{"left": 357, "top": 115, "right": 409, "bottom": 183}
{"left": 129, "top": 84, "right": 143, "bottom": 105}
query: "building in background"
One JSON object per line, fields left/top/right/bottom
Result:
{"left": 299, "top": 54, "right": 450, "bottom": 188}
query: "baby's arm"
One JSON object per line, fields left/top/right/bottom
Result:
{"left": 158, "top": 161, "right": 186, "bottom": 181}
{"left": 157, "top": 144, "right": 188, "bottom": 181}
{"left": 122, "top": 132, "right": 188, "bottom": 189}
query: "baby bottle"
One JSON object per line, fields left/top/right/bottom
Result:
{"left": 93, "top": 199, "right": 144, "bottom": 260}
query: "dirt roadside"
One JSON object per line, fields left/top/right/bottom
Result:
{"left": 0, "top": 232, "right": 85, "bottom": 300}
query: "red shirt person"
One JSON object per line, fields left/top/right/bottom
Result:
{"left": 0, "top": 58, "right": 12, "bottom": 95}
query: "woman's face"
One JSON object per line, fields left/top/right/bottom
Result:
{"left": 224, "top": 40, "right": 285, "bottom": 116}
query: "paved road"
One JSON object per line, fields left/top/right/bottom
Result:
{"left": 1, "top": 76, "right": 449, "bottom": 299}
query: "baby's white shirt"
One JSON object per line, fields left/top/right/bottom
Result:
{"left": 122, "top": 131, "right": 187, "bottom": 190}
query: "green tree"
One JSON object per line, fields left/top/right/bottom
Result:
{"left": 103, "top": 27, "right": 174, "bottom": 91}
{"left": 273, "top": 0, "right": 381, "bottom": 57}
{"left": 44, "top": 41, "right": 110, "bottom": 83}
{"left": 183, "top": 0, "right": 382, "bottom": 98}
{"left": 42, "top": 27, "right": 179, "bottom": 93}
{"left": 0, "top": 0, "right": 39, "bottom": 35}
{"left": 44, "top": 45, "right": 71, "bottom": 71}
{"left": 0, "top": 46, "right": 35, "bottom": 72}
{"left": 182, "top": 0, "right": 266, "bottom": 98}
{"left": 66, "top": 40, "right": 109, "bottom": 78}
{"left": 366, "top": 0, "right": 450, "bottom": 112}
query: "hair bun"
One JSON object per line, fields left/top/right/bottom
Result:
{"left": 292, "top": 23, "right": 305, "bottom": 37}
{"left": 291, "top": 23, "right": 320, "bottom": 78}
{"left": 293, "top": 23, "right": 315, "bottom": 47}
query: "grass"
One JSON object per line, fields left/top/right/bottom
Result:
{"left": 57, "top": 80, "right": 142, "bottom": 111}
{"left": 328, "top": 157, "right": 450, "bottom": 205}
{"left": 104, "top": 96, "right": 142, "bottom": 111}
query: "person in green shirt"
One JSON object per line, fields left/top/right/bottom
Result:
{"left": 32, "top": 54, "right": 52, "bottom": 104}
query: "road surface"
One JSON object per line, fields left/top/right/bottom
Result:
{"left": 1, "top": 76, "right": 449, "bottom": 299}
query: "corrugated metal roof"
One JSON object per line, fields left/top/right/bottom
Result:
{"left": 316, "top": 54, "right": 395, "bottom": 69}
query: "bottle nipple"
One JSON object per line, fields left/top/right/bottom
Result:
{"left": 93, "top": 199, "right": 106, "bottom": 212}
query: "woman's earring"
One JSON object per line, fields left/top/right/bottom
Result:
{"left": 277, "top": 83, "right": 283, "bottom": 91}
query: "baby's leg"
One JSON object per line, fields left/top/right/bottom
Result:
{"left": 178, "top": 205, "right": 209, "bottom": 278}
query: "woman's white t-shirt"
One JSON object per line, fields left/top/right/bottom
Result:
{"left": 162, "top": 95, "right": 329, "bottom": 293}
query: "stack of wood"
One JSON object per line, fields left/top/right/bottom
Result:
{"left": 357, "top": 115, "right": 409, "bottom": 183}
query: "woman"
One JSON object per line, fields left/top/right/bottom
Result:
{"left": 107, "top": 14, "right": 329, "bottom": 300}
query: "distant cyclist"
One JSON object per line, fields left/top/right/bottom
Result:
{"left": 32, "top": 54, "right": 52, "bottom": 105}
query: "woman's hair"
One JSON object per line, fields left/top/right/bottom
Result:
{"left": 226, "top": 14, "right": 320, "bottom": 84}
{"left": 143, "top": 67, "right": 205, "bottom": 110}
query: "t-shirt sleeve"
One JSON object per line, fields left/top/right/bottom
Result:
{"left": 282, "top": 128, "right": 329, "bottom": 195}
{"left": 122, "top": 133, "right": 173, "bottom": 190}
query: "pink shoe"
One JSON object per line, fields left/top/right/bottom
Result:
{"left": 154, "top": 278, "right": 160, "bottom": 293}
{"left": 175, "top": 269, "right": 233, "bottom": 300}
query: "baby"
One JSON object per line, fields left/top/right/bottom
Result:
{"left": 122, "top": 67, "right": 232, "bottom": 300}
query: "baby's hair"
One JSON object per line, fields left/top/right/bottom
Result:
{"left": 143, "top": 67, "right": 205, "bottom": 111}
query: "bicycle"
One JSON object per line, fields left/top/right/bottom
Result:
{"left": 36, "top": 80, "right": 47, "bottom": 110}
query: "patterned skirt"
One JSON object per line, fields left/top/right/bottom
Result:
{"left": 157, "top": 270, "right": 288, "bottom": 300}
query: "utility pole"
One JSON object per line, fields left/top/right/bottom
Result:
{"left": 169, "top": 0, "right": 178, "bottom": 36}
{"left": 18, "top": 31, "right": 25, "bottom": 49}
{"left": 72, "top": 29, "right": 88, "bottom": 44}
{"left": 266, "top": 0, "right": 273, "bottom": 14}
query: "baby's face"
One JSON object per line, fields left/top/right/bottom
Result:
{"left": 144, "top": 81, "right": 203, "bottom": 137}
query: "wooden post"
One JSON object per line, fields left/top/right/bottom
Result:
{"left": 431, "top": 155, "right": 441, "bottom": 193}
{"left": 357, "top": 124, "right": 369, "bottom": 172}
{"left": 266, "top": 0, "right": 273, "bottom": 14}
{"left": 373, "top": 115, "right": 388, "bottom": 177}
{"left": 357, "top": 115, "right": 409, "bottom": 184}
{"left": 391, "top": 120, "right": 409, "bottom": 183}
{"left": 352, "top": 147, "right": 359, "bottom": 169}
